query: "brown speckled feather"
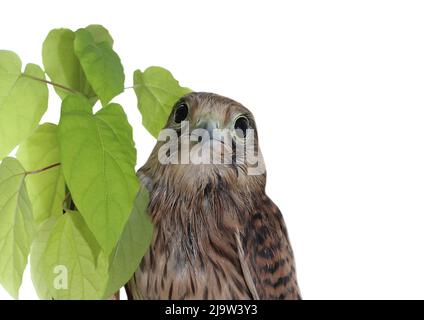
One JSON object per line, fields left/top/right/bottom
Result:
{"left": 125, "top": 92, "right": 301, "bottom": 300}
{"left": 240, "top": 196, "right": 301, "bottom": 299}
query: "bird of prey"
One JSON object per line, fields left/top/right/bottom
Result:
{"left": 125, "top": 92, "right": 301, "bottom": 300}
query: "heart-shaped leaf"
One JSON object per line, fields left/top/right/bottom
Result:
{"left": 0, "top": 157, "right": 35, "bottom": 299}
{"left": 42, "top": 29, "right": 96, "bottom": 103}
{"left": 0, "top": 51, "right": 48, "bottom": 159}
{"left": 74, "top": 28, "right": 124, "bottom": 106}
{"left": 58, "top": 95, "right": 139, "bottom": 253}
{"left": 133, "top": 66, "right": 191, "bottom": 138}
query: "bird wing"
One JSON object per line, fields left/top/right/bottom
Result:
{"left": 236, "top": 196, "right": 301, "bottom": 300}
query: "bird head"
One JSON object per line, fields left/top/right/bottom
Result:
{"left": 142, "top": 92, "right": 266, "bottom": 193}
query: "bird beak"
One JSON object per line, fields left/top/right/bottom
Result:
{"left": 195, "top": 118, "right": 220, "bottom": 139}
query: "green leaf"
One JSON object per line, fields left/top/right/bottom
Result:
{"left": 42, "top": 29, "right": 96, "bottom": 103}
{"left": 85, "top": 25, "right": 114, "bottom": 47}
{"left": 58, "top": 95, "right": 139, "bottom": 254}
{"left": 0, "top": 51, "right": 48, "bottom": 159}
{"left": 0, "top": 157, "right": 35, "bottom": 299}
{"left": 74, "top": 28, "right": 124, "bottom": 105}
{"left": 30, "top": 212, "right": 108, "bottom": 300}
{"left": 133, "top": 66, "right": 191, "bottom": 137}
{"left": 16, "top": 123, "right": 65, "bottom": 225}
{"left": 103, "top": 186, "right": 153, "bottom": 298}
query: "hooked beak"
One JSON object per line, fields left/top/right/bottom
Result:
{"left": 194, "top": 118, "right": 220, "bottom": 140}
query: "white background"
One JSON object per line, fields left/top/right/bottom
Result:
{"left": 1, "top": 0, "right": 424, "bottom": 300}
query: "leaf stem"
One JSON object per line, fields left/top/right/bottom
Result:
{"left": 124, "top": 84, "right": 143, "bottom": 90}
{"left": 23, "top": 74, "right": 77, "bottom": 94}
{"left": 25, "top": 163, "right": 61, "bottom": 176}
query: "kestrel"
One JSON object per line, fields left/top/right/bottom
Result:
{"left": 126, "top": 92, "right": 301, "bottom": 300}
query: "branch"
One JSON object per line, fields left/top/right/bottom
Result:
{"left": 25, "top": 163, "right": 61, "bottom": 176}
{"left": 23, "top": 74, "right": 77, "bottom": 94}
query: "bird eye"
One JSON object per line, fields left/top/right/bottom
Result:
{"left": 174, "top": 102, "right": 188, "bottom": 123}
{"left": 234, "top": 116, "right": 249, "bottom": 138}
